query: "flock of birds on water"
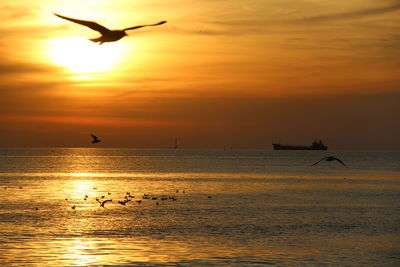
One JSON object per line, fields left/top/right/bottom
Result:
{"left": 66, "top": 189, "right": 193, "bottom": 211}
{"left": 2, "top": 185, "right": 200, "bottom": 211}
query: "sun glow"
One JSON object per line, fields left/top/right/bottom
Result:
{"left": 49, "top": 37, "right": 125, "bottom": 74}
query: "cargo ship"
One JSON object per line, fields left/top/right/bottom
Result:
{"left": 273, "top": 139, "right": 328, "bottom": 150}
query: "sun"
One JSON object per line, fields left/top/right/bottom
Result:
{"left": 49, "top": 37, "right": 125, "bottom": 74}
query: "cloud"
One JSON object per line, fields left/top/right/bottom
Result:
{"left": 0, "top": 4, "right": 34, "bottom": 20}
{"left": 297, "top": 3, "right": 400, "bottom": 23}
{"left": 0, "top": 61, "right": 57, "bottom": 75}
{"left": 174, "top": 2, "right": 400, "bottom": 36}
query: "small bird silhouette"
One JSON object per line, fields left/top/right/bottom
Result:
{"left": 96, "top": 198, "right": 112, "bottom": 208}
{"left": 54, "top": 13, "right": 167, "bottom": 44}
{"left": 91, "top": 134, "right": 101, "bottom": 144}
{"left": 312, "top": 156, "right": 347, "bottom": 168}
{"left": 118, "top": 199, "right": 131, "bottom": 205}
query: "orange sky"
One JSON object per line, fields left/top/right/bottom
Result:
{"left": 0, "top": 0, "right": 399, "bottom": 149}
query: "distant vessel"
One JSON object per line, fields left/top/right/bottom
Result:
{"left": 174, "top": 137, "right": 178, "bottom": 149}
{"left": 170, "top": 137, "right": 178, "bottom": 149}
{"left": 273, "top": 139, "right": 328, "bottom": 150}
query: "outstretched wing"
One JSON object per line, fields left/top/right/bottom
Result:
{"left": 100, "top": 199, "right": 112, "bottom": 207}
{"left": 333, "top": 157, "right": 347, "bottom": 168}
{"left": 311, "top": 156, "right": 329, "bottom": 166}
{"left": 123, "top": 20, "right": 167, "bottom": 31}
{"left": 90, "top": 134, "right": 98, "bottom": 141}
{"left": 54, "top": 13, "right": 111, "bottom": 34}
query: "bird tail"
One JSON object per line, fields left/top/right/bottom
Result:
{"left": 89, "top": 38, "right": 103, "bottom": 45}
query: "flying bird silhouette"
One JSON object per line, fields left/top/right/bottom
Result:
{"left": 91, "top": 134, "right": 101, "bottom": 144}
{"left": 54, "top": 13, "right": 166, "bottom": 44}
{"left": 96, "top": 198, "right": 112, "bottom": 208}
{"left": 312, "top": 156, "right": 347, "bottom": 168}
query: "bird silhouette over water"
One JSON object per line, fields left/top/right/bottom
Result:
{"left": 91, "top": 134, "right": 101, "bottom": 144}
{"left": 312, "top": 156, "right": 347, "bottom": 168}
{"left": 54, "top": 13, "right": 167, "bottom": 44}
{"left": 96, "top": 198, "right": 112, "bottom": 208}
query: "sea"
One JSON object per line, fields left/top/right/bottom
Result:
{"left": 0, "top": 148, "right": 399, "bottom": 266}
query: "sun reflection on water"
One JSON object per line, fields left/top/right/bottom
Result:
{"left": 69, "top": 172, "right": 100, "bottom": 178}
{"left": 63, "top": 238, "right": 99, "bottom": 266}
{"left": 58, "top": 237, "right": 195, "bottom": 266}
{"left": 69, "top": 179, "right": 95, "bottom": 194}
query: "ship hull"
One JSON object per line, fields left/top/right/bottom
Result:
{"left": 272, "top": 143, "right": 327, "bottom": 150}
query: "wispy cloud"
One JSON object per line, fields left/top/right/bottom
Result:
{"left": 172, "top": 2, "right": 400, "bottom": 36}
{"left": 297, "top": 3, "right": 400, "bottom": 23}
{"left": 0, "top": 61, "right": 56, "bottom": 75}
{"left": 0, "top": 4, "right": 34, "bottom": 20}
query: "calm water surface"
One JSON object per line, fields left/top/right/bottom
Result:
{"left": 0, "top": 148, "right": 399, "bottom": 266}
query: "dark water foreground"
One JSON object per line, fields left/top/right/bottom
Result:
{"left": 0, "top": 149, "right": 399, "bottom": 266}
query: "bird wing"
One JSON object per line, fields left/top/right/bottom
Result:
{"left": 123, "top": 20, "right": 167, "bottom": 31}
{"left": 90, "top": 134, "right": 98, "bottom": 141}
{"left": 311, "top": 156, "right": 329, "bottom": 166}
{"left": 101, "top": 199, "right": 112, "bottom": 207}
{"left": 333, "top": 158, "right": 347, "bottom": 168}
{"left": 54, "top": 13, "right": 111, "bottom": 34}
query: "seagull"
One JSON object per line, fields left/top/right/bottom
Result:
{"left": 118, "top": 199, "right": 131, "bottom": 205}
{"left": 54, "top": 13, "right": 167, "bottom": 44}
{"left": 96, "top": 198, "right": 113, "bottom": 208}
{"left": 312, "top": 156, "right": 347, "bottom": 168}
{"left": 91, "top": 134, "right": 101, "bottom": 144}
